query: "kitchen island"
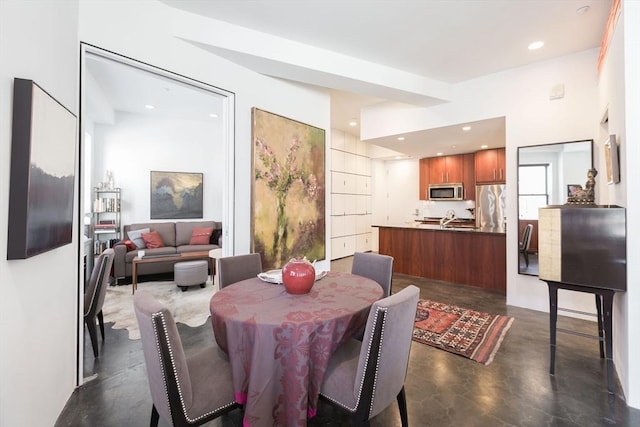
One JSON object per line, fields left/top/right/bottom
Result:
{"left": 375, "top": 223, "right": 506, "bottom": 293}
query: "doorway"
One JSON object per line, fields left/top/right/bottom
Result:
{"left": 78, "top": 44, "right": 235, "bottom": 384}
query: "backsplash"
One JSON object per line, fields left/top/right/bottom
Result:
{"left": 420, "top": 200, "right": 476, "bottom": 219}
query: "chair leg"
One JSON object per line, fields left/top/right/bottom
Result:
{"left": 150, "top": 404, "right": 159, "bottom": 427}
{"left": 523, "top": 251, "right": 530, "bottom": 267}
{"left": 98, "top": 310, "right": 105, "bottom": 341}
{"left": 351, "top": 414, "right": 370, "bottom": 427}
{"left": 397, "top": 386, "right": 409, "bottom": 427}
{"left": 85, "top": 316, "right": 99, "bottom": 358}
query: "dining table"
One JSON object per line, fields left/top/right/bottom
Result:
{"left": 209, "top": 270, "right": 383, "bottom": 427}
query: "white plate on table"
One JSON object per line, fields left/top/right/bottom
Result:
{"left": 258, "top": 269, "right": 327, "bottom": 284}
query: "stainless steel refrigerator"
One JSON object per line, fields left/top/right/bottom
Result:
{"left": 476, "top": 184, "right": 506, "bottom": 230}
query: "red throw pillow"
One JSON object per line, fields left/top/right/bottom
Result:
{"left": 190, "top": 227, "right": 214, "bottom": 245}
{"left": 141, "top": 231, "right": 165, "bottom": 249}
{"left": 117, "top": 239, "right": 137, "bottom": 252}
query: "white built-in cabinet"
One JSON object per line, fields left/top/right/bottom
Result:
{"left": 330, "top": 129, "right": 372, "bottom": 260}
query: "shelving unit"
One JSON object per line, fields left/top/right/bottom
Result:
{"left": 93, "top": 187, "right": 121, "bottom": 254}
{"left": 330, "top": 129, "right": 372, "bottom": 260}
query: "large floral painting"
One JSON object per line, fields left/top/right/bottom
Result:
{"left": 252, "top": 108, "right": 325, "bottom": 270}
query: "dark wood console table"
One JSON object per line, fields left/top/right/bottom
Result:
{"left": 544, "top": 280, "right": 617, "bottom": 394}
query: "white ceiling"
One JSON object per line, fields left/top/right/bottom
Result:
{"left": 90, "top": 0, "right": 611, "bottom": 159}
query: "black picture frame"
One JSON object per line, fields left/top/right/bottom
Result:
{"left": 7, "top": 78, "right": 77, "bottom": 259}
{"left": 150, "top": 171, "right": 203, "bottom": 219}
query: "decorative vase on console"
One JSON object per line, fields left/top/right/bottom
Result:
{"left": 282, "top": 257, "right": 315, "bottom": 294}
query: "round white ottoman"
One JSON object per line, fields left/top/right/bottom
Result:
{"left": 174, "top": 260, "right": 208, "bottom": 292}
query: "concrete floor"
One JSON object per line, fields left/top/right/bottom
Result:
{"left": 56, "top": 257, "right": 640, "bottom": 426}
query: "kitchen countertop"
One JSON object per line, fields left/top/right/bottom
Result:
{"left": 373, "top": 222, "right": 506, "bottom": 235}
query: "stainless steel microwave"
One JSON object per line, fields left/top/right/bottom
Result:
{"left": 428, "top": 183, "right": 464, "bottom": 201}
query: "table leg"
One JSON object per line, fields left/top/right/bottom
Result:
{"left": 595, "top": 294, "right": 605, "bottom": 359}
{"left": 601, "top": 290, "right": 615, "bottom": 394}
{"left": 132, "top": 261, "right": 138, "bottom": 295}
{"left": 548, "top": 283, "right": 558, "bottom": 375}
{"left": 209, "top": 258, "right": 215, "bottom": 281}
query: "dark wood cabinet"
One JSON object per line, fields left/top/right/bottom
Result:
{"left": 378, "top": 226, "right": 506, "bottom": 293}
{"left": 462, "top": 153, "right": 475, "bottom": 201}
{"left": 420, "top": 154, "right": 472, "bottom": 200}
{"left": 429, "top": 154, "right": 463, "bottom": 184}
{"left": 475, "top": 148, "right": 505, "bottom": 183}
{"left": 419, "top": 158, "right": 430, "bottom": 200}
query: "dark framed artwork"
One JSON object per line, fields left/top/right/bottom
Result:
{"left": 567, "top": 184, "right": 582, "bottom": 197}
{"left": 7, "top": 78, "right": 77, "bottom": 259}
{"left": 251, "top": 108, "right": 326, "bottom": 270}
{"left": 150, "top": 171, "right": 203, "bottom": 219}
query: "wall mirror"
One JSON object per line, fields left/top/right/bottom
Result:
{"left": 517, "top": 139, "right": 593, "bottom": 276}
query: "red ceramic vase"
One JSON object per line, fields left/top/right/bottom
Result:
{"left": 282, "top": 257, "right": 315, "bottom": 294}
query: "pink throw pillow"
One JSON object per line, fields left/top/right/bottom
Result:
{"left": 190, "top": 227, "right": 214, "bottom": 245}
{"left": 141, "top": 231, "right": 165, "bottom": 249}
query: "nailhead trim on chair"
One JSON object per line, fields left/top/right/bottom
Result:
{"left": 152, "top": 311, "right": 238, "bottom": 425}
{"left": 320, "top": 306, "right": 388, "bottom": 417}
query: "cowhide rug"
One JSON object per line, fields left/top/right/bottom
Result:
{"left": 102, "top": 280, "right": 217, "bottom": 340}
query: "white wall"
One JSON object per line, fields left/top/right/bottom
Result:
{"left": 621, "top": 1, "right": 640, "bottom": 406}
{"left": 0, "top": 1, "right": 79, "bottom": 426}
{"left": 93, "top": 112, "right": 224, "bottom": 225}
{"left": 597, "top": 0, "right": 640, "bottom": 407}
{"left": 363, "top": 49, "right": 600, "bottom": 314}
{"left": 78, "top": 0, "right": 331, "bottom": 258}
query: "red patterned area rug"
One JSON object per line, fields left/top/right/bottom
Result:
{"left": 412, "top": 299, "right": 514, "bottom": 365}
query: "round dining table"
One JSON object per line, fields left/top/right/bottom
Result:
{"left": 209, "top": 271, "right": 383, "bottom": 427}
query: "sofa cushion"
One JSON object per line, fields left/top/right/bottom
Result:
{"left": 211, "top": 228, "right": 223, "bottom": 246}
{"left": 176, "top": 221, "right": 217, "bottom": 246}
{"left": 190, "top": 227, "right": 214, "bottom": 245}
{"left": 142, "top": 231, "right": 165, "bottom": 249}
{"left": 128, "top": 228, "right": 150, "bottom": 249}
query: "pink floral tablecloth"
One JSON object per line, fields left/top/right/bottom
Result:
{"left": 210, "top": 271, "right": 383, "bottom": 427}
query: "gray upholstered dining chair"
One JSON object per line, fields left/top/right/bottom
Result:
{"left": 519, "top": 223, "right": 534, "bottom": 267}
{"left": 133, "top": 290, "right": 241, "bottom": 427}
{"left": 319, "top": 285, "right": 419, "bottom": 427}
{"left": 351, "top": 252, "right": 394, "bottom": 297}
{"left": 84, "top": 248, "right": 114, "bottom": 358}
{"left": 218, "top": 253, "right": 263, "bottom": 288}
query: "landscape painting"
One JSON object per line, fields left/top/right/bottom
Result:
{"left": 7, "top": 78, "right": 77, "bottom": 259}
{"left": 251, "top": 108, "right": 326, "bottom": 270}
{"left": 150, "top": 171, "right": 203, "bottom": 219}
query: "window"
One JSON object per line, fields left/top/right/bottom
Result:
{"left": 518, "top": 164, "right": 548, "bottom": 219}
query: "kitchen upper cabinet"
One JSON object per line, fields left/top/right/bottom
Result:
{"left": 475, "top": 148, "right": 505, "bottom": 183}
{"left": 429, "top": 154, "right": 463, "bottom": 184}
{"left": 419, "top": 158, "right": 430, "bottom": 200}
{"left": 463, "top": 153, "right": 476, "bottom": 201}
{"left": 420, "top": 154, "right": 472, "bottom": 200}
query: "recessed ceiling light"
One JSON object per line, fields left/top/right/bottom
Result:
{"left": 145, "top": 104, "right": 155, "bottom": 110}
{"left": 395, "top": 156, "right": 403, "bottom": 160}
{"left": 436, "top": 152, "right": 443, "bottom": 156}
{"left": 576, "top": 5, "right": 590, "bottom": 15}
{"left": 462, "top": 126, "right": 471, "bottom": 131}
{"left": 209, "top": 113, "right": 218, "bottom": 118}
{"left": 528, "top": 41, "right": 544, "bottom": 50}
{"left": 481, "top": 145, "right": 489, "bottom": 149}
{"left": 397, "top": 136, "right": 405, "bottom": 141}
{"left": 349, "top": 119, "right": 358, "bottom": 127}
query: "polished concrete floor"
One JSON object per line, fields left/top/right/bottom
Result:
{"left": 56, "top": 257, "right": 640, "bottom": 426}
